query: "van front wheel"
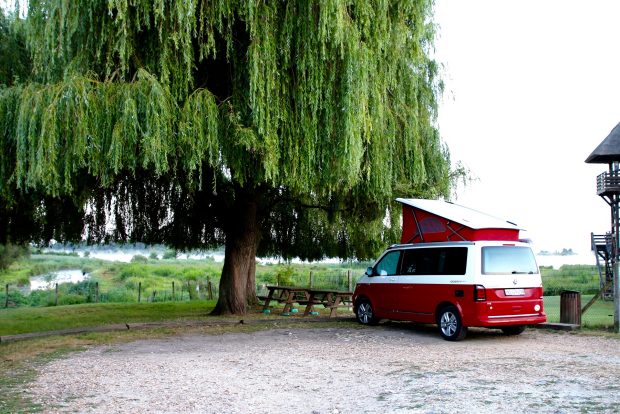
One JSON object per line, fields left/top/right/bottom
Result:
{"left": 356, "top": 298, "right": 379, "bottom": 326}
{"left": 437, "top": 306, "right": 467, "bottom": 341}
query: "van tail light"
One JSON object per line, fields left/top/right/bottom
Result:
{"left": 474, "top": 285, "right": 486, "bottom": 302}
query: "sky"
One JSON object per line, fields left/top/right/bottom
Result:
{"left": 433, "top": 0, "right": 620, "bottom": 257}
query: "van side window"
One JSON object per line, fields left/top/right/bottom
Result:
{"left": 374, "top": 251, "right": 401, "bottom": 276}
{"left": 401, "top": 247, "right": 467, "bottom": 275}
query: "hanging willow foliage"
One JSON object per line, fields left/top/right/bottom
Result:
{"left": 0, "top": 0, "right": 452, "bottom": 260}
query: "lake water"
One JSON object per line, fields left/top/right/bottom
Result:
{"left": 535, "top": 253, "right": 597, "bottom": 269}
{"left": 43, "top": 249, "right": 599, "bottom": 269}
{"left": 30, "top": 269, "right": 90, "bottom": 291}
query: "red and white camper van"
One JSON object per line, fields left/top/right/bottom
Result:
{"left": 352, "top": 199, "right": 546, "bottom": 340}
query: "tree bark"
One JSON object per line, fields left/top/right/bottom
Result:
{"left": 212, "top": 191, "right": 261, "bottom": 315}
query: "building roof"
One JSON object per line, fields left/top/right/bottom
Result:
{"left": 585, "top": 122, "right": 620, "bottom": 164}
{"left": 395, "top": 198, "right": 522, "bottom": 230}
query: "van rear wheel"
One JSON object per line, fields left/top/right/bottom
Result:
{"left": 501, "top": 325, "right": 526, "bottom": 335}
{"left": 356, "top": 298, "right": 379, "bottom": 326}
{"left": 437, "top": 306, "right": 467, "bottom": 341}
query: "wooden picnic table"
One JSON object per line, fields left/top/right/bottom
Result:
{"left": 259, "top": 285, "right": 353, "bottom": 317}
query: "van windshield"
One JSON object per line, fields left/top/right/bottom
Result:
{"left": 482, "top": 246, "right": 538, "bottom": 275}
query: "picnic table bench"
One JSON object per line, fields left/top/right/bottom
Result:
{"left": 259, "top": 285, "right": 353, "bottom": 317}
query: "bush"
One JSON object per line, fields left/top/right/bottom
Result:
{"left": 118, "top": 264, "right": 149, "bottom": 281}
{"left": 131, "top": 254, "right": 148, "bottom": 263}
{"left": 57, "top": 293, "right": 87, "bottom": 306}
{"left": 0, "top": 289, "right": 30, "bottom": 306}
{"left": 0, "top": 243, "right": 29, "bottom": 270}
{"left": 162, "top": 250, "right": 177, "bottom": 260}
{"left": 181, "top": 268, "right": 203, "bottom": 281}
{"left": 149, "top": 252, "right": 159, "bottom": 260}
{"left": 274, "top": 265, "right": 295, "bottom": 286}
{"left": 153, "top": 267, "right": 174, "bottom": 278}
{"left": 103, "top": 287, "right": 136, "bottom": 303}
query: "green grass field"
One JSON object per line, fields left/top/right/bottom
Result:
{"left": 0, "top": 300, "right": 217, "bottom": 336}
{"left": 543, "top": 295, "right": 614, "bottom": 329}
{"left": 0, "top": 294, "right": 614, "bottom": 337}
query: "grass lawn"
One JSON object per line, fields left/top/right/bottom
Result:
{"left": 0, "top": 300, "right": 217, "bottom": 336}
{"left": 544, "top": 295, "right": 614, "bottom": 329}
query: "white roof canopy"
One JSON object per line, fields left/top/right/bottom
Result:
{"left": 396, "top": 198, "right": 522, "bottom": 231}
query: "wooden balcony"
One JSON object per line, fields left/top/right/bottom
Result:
{"left": 596, "top": 171, "right": 620, "bottom": 195}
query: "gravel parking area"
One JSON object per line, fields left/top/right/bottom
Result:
{"left": 27, "top": 325, "right": 620, "bottom": 413}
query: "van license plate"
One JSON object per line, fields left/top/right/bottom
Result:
{"left": 505, "top": 288, "right": 525, "bottom": 296}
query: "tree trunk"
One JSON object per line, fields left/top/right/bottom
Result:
{"left": 212, "top": 192, "right": 261, "bottom": 315}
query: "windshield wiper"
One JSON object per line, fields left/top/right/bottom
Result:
{"left": 511, "top": 271, "right": 534, "bottom": 274}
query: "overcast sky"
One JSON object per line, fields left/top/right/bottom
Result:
{"left": 433, "top": 0, "right": 620, "bottom": 256}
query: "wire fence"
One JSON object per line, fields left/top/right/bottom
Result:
{"left": 1, "top": 279, "right": 219, "bottom": 308}
{"left": 1, "top": 269, "right": 363, "bottom": 309}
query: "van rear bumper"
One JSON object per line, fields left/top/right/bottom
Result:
{"left": 464, "top": 296, "right": 546, "bottom": 327}
{"left": 472, "top": 313, "right": 547, "bottom": 327}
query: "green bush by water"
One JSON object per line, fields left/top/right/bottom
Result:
{"left": 540, "top": 265, "right": 600, "bottom": 296}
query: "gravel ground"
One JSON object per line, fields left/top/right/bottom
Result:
{"left": 26, "top": 325, "right": 620, "bottom": 413}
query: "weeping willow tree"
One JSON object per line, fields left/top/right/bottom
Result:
{"left": 0, "top": 0, "right": 454, "bottom": 314}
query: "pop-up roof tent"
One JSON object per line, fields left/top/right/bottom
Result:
{"left": 396, "top": 198, "right": 522, "bottom": 244}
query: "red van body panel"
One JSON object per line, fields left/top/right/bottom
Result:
{"left": 401, "top": 206, "right": 520, "bottom": 244}
{"left": 353, "top": 281, "right": 546, "bottom": 328}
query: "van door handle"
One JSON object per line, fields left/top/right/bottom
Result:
{"left": 389, "top": 277, "right": 396, "bottom": 282}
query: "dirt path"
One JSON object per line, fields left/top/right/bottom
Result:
{"left": 26, "top": 325, "right": 620, "bottom": 413}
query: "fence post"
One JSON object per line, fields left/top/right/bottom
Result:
{"left": 151, "top": 291, "right": 156, "bottom": 302}
{"left": 172, "top": 281, "right": 175, "bottom": 301}
{"left": 309, "top": 271, "right": 313, "bottom": 288}
{"left": 55, "top": 283, "right": 59, "bottom": 306}
{"left": 138, "top": 281, "right": 142, "bottom": 303}
{"left": 187, "top": 280, "right": 191, "bottom": 300}
{"left": 207, "top": 278, "right": 213, "bottom": 300}
{"left": 95, "top": 282, "right": 99, "bottom": 303}
{"left": 347, "top": 270, "right": 352, "bottom": 292}
{"left": 4, "top": 283, "right": 8, "bottom": 308}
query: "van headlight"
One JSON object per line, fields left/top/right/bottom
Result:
{"left": 534, "top": 304, "right": 541, "bottom": 312}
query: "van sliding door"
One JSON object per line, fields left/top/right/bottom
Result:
{"left": 397, "top": 247, "right": 468, "bottom": 319}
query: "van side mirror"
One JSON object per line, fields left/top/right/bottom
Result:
{"left": 365, "top": 266, "right": 374, "bottom": 277}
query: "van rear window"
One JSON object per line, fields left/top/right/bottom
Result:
{"left": 482, "top": 246, "right": 538, "bottom": 275}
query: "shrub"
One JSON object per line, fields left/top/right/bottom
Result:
{"left": 118, "top": 264, "right": 149, "bottom": 281}
{"left": 0, "top": 289, "right": 30, "bottom": 307}
{"left": 162, "top": 250, "right": 177, "bottom": 260}
{"left": 181, "top": 268, "right": 203, "bottom": 281}
{"left": 124, "top": 277, "right": 152, "bottom": 290}
{"left": 0, "top": 243, "right": 29, "bottom": 270}
{"left": 103, "top": 287, "right": 136, "bottom": 303}
{"left": 153, "top": 267, "right": 174, "bottom": 278}
{"left": 274, "top": 265, "right": 295, "bottom": 286}
{"left": 131, "top": 255, "right": 148, "bottom": 263}
{"left": 149, "top": 252, "right": 159, "bottom": 260}
{"left": 57, "top": 293, "right": 87, "bottom": 306}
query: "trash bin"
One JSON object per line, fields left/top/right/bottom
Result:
{"left": 560, "top": 290, "right": 581, "bottom": 325}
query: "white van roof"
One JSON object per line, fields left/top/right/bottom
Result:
{"left": 396, "top": 198, "right": 522, "bottom": 231}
